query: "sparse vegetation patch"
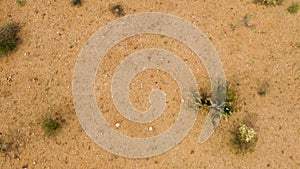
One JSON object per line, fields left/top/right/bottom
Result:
{"left": 0, "top": 23, "right": 20, "bottom": 56}
{"left": 254, "top": 0, "right": 283, "bottom": 6}
{"left": 0, "top": 138, "right": 13, "bottom": 155}
{"left": 0, "top": 131, "right": 24, "bottom": 161}
{"left": 193, "top": 86, "right": 238, "bottom": 119}
{"left": 232, "top": 124, "right": 258, "bottom": 154}
{"left": 288, "top": 3, "right": 299, "bottom": 13}
{"left": 16, "top": 0, "right": 26, "bottom": 6}
{"left": 42, "top": 116, "right": 61, "bottom": 136}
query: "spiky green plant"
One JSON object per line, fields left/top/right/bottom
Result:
{"left": 193, "top": 87, "right": 238, "bottom": 119}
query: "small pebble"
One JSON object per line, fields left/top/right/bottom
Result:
{"left": 115, "top": 122, "right": 120, "bottom": 128}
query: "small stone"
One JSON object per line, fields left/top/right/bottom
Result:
{"left": 115, "top": 122, "right": 120, "bottom": 128}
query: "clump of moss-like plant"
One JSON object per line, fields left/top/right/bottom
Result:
{"left": 0, "top": 23, "right": 20, "bottom": 56}
{"left": 42, "top": 116, "right": 61, "bottom": 136}
{"left": 288, "top": 3, "right": 299, "bottom": 13}
{"left": 254, "top": 0, "right": 283, "bottom": 6}
{"left": 232, "top": 124, "right": 258, "bottom": 154}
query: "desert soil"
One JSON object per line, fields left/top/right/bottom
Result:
{"left": 0, "top": 0, "right": 299, "bottom": 169}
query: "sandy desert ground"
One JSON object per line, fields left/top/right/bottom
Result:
{"left": 0, "top": 0, "right": 299, "bottom": 168}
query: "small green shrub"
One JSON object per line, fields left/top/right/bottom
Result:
{"left": 0, "top": 23, "right": 20, "bottom": 56}
{"left": 254, "top": 0, "right": 283, "bottom": 6}
{"left": 232, "top": 124, "right": 258, "bottom": 154}
{"left": 288, "top": 3, "right": 299, "bottom": 13}
{"left": 42, "top": 116, "right": 61, "bottom": 136}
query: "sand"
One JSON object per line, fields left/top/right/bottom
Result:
{"left": 0, "top": 0, "right": 299, "bottom": 168}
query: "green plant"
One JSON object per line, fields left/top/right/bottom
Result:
{"left": 193, "top": 86, "right": 238, "bottom": 119}
{"left": 192, "top": 90, "right": 211, "bottom": 110}
{"left": 71, "top": 0, "right": 82, "bottom": 6}
{"left": 16, "top": 0, "right": 25, "bottom": 6}
{"left": 222, "top": 87, "right": 237, "bottom": 118}
{"left": 110, "top": 4, "right": 125, "bottom": 17}
{"left": 42, "top": 116, "right": 61, "bottom": 136}
{"left": 288, "top": 3, "right": 299, "bottom": 13}
{"left": 254, "top": 0, "right": 283, "bottom": 6}
{"left": 232, "top": 124, "right": 258, "bottom": 154}
{"left": 0, "top": 23, "right": 20, "bottom": 56}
